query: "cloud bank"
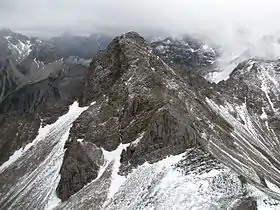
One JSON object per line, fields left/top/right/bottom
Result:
{"left": 2, "top": 0, "right": 280, "bottom": 78}
{"left": 0, "top": 0, "right": 279, "bottom": 36}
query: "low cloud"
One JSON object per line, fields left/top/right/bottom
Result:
{"left": 0, "top": 0, "right": 279, "bottom": 36}
{"left": 2, "top": 0, "right": 280, "bottom": 67}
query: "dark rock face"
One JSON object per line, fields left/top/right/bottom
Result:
{"left": 57, "top": 31, "right": 220, "bottom": 198}
{"left": 72, "top": 31, "right": 199, "bottom": 161}
{"left": 0, "top": 29, "right": 91, "bottom": 171}
{"left": 0, "top": 60, "right": 88, "bottom": 123}
{"left": 0, "top": 113, "right": 40, "bottom": 166}
{"left": 233, "top": 198, "right": 258, "bottom": 210}
{"left": 151, "top": 36, "right": 219, "bottom": 75}
{"left": 57, "top": 140, "right": 104, "bottom": 201}
{"left": 57, "top": 31, "right": 280, "bottom": 203}
{"left": 120, "top": 109, "right": 197, "bottom": 174}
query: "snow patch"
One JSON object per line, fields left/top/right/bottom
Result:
{"left": 102, "top": 143, "right": 129, "bottom": 199}
{"left": 90, "top": 101, "right": 97, "bottom": 106}
{"left": 7, "top": 39, "right": 33, "bottom": 61}
{"left": 131, "top": 132, "right": 145, "bottom": 146}
{"left": 247, "top": 184, "right": 280, "bottom": 210}
{"left": 165, "top": 79, "right": 179, "bottom": 90}
{"left": 266, "top": 179, "right": 280, "bottom": 195}
{"left": 261, "top": 79, "right": 276, "bottom": 112}
{"left": 0, "top": 101, "right": 88, "bottom": 209}
{"left": 0, "top": 123, "right": 53, "bottom": 173}
{"left": 77, "top": 139, "right": 84, "bottom": 143}
{"left": 260, "top": 107, "right": 268, "bottom": 120}
{"left": 105, "top": 152, "right": 244, "bottom": 210}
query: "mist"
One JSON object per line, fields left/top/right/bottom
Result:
{"left": 2, "top": 0, "right": 280, "bottom": 79}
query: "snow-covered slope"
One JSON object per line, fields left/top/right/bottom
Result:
{"left": 5, "top": 36, "right": 33, "bottom": 62}
{"left": 202, "top": 59, "right": 280, "bottom": 202}
{"left": 207, "top": 35, "right": 280, "bottom": 83}
{"left": 0, "top": 102, "right": 88, "bottom": 209}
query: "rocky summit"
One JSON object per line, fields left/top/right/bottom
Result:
{"left": 0, "top": 31, "right": 280, "bottom": 210}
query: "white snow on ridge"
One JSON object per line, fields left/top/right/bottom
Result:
{"left": 208, "top": 61, "right": 237, "bottom": 83}
{"left": 266, "top": 179, "right": 280, "bottom": 195}
{"left": 5, "top": 36, "right": 33, "bottom": 61}
{"left": 260, "top": 107, "right": 268, "bottom": 120}
{"left": 247, "top": 184, "right": 280, "bottom": 210}
{"left": 131, "top": 132, "right": 145, "bottom": 146}
{"left": 258, "top": 63, "right": 280, "bottom": 113}
{"left": 0, "top": 102, "right": 89, "bottom": 209}
{"left": 0, "top": 123, "right": 52, "bottom": 173}
{"left": 102, "top": 143, "right": 130, "bottom": 200}
{"left": 104, "top": 152, "right": 245, "bottom": 210}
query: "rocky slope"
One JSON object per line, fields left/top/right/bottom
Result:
{"left": 0, "top": 29, "right": 94, "bottom": 166}
{"left": 0, "top": 31, "right": 280, "bottom": 210}
{"left": 151, "top": 36, "right": 219, "bottom": 75}
{"left": 0, "top": 29, "right": 110, "bottom": 107}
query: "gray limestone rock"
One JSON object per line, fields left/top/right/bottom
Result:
{"left": 56, "top": 140, "right": 104, "bottom": 201}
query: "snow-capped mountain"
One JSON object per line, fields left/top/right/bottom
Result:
{"left": 151, "top": 36, "right": 219, "bottom": 75}
{"left": 0, "top": 28, "right": 35, "bottom": 62}
{"left": 0, "top": 29, "right": 111, "bottom": 114}
{"left": 1, "top": 31, "right": 280, "bottom": 210}
{"left": 207, "top": 34, "right": 280, "bottom": 83}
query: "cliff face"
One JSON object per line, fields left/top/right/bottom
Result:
{"left": 1, "top": 31, "right": 280, "bottom": 209}
{"left": 57, "top": 32, "right": 280, "bottom": 206}
{"left": 0, "top": 30, "right": 92, "bottom": 166}
{"left": 57, "top": 31, "right": 204, "bottom": 200}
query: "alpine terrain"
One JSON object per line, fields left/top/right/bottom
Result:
{"left": 0, "top": 30, "right": 280, "bottom": 210}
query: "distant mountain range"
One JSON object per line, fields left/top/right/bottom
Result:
{"left": 0, "top": 29, "right": 219, "bottom": 113}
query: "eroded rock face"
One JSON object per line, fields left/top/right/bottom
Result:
{"left": 203, "top": 59, "right": 280, "bottom": 195}
{"left": 57, "top": 32, "right": 280, "bottom": 204}
{"left": 69, "top": 32, "right": 201, "bottom": 162}
{"left": 57, "top": 32, "right": 223, "bottom": 198}
{"left": 232, "top": 198, "right": 258, "bottom": 210}
{"left": 120, "top": 109, "right": 197, "bottom": 174}
{"left": 151, "top": 36, "right": 219, "bottom": 76}
{"left": 0, "top": 113, "right": 40, "bottom": 166}
{"left": 57, "top": 140, "right": 104, "bottom": 201}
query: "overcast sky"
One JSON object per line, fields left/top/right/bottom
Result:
{"left": 1, "top": 0, "right": 280, "bottom": 36}
{"left": 1, "top": 0, "right": 280, "bottom": 56}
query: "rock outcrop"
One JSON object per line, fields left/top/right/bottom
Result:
{"left": 56, "top": 32, "right": 227, "bottom": 199}
{"left": 0, "top": 29, "right": 90, "bottom": 169}
{"left": 233, "top": 198, "right": 258, "bottom": 210}
{"left": 57, "top": 140, "right": 104, "bottom": 201}
{"left": 0, "top": 113, "right": 40, "bottom": 166}
{"left": 57, "top": 32, "right": 280, "bottom": 204}
{"left": 151, "top": 36, "right": 219, "bottom": 75}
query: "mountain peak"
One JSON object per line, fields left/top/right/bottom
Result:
{"left": 121, "top": 31, "right": 144, "bottom": 39}
{"left": 111, "top": 31, "right": 147, "bottom": 48}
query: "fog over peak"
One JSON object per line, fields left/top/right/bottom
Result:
{"left": 0, "top": 0, "right": 279, "bottom": 35}
{"left": 2, "top": 0, "right": 280, "bottom": 77}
